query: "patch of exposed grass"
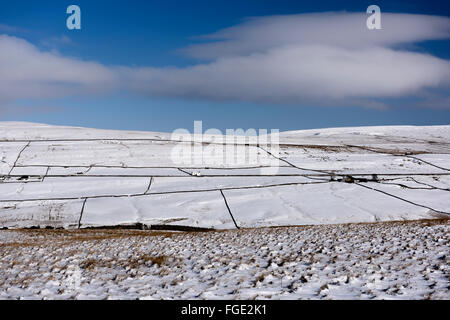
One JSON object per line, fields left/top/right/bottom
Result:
{"left": 80, "top": 254, "right": 174, "bottom": 271}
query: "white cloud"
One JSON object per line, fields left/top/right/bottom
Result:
{"left": 40, "top": 35, "right": 74, "bottom": 48}
{"left": 0, "top": 24, "right": 27, "bottom": 34}
{"left": 181, "top": 13, "right": 450, "bottom": 59}
{"left": 0, "top": 12, "right": 449, "bottom": 109}
{"left": 0, "top": 35, "right": 117, "bottom": 103}
{"left": 122, "top": 45, "right": 449, "bottom": 104}
{"left": 122, "top": 12, "right": 450, "bottom": 107}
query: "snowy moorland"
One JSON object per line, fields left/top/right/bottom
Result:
{"left": 0, "top": 219, "right": 448, "bottom": 300}
{"left": 0, "top": 122, "right": 449, "bottom": 229}
{"left": 0, "top": 122, "right": 449, "bottom": 300}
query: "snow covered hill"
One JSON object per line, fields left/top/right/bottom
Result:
{"left": 0, "top": 122, "right": 449, "bottom": 229}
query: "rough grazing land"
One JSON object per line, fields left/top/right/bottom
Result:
{"left": 0, "top": 219, "right": 448, "bottom": 300}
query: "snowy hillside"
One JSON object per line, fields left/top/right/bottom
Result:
{"left": 0, "top": 122, "right": 449, "bottom": 229}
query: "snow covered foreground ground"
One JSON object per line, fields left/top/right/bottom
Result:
{"left": 0, "top": 122, "right": 449, "bottom": 229}
{"left": 0, "top": 219, "right": 448, "bottom": 300}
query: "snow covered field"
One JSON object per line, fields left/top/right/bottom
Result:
{"left": 0, "top": 122, "right": 449, "bottom": 229}
{"left": 0, "top": 219, "right": 448, "bottom": 300}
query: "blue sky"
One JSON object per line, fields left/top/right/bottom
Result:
{"left": 0, "top": 0, "right": 449, "bottom": 132}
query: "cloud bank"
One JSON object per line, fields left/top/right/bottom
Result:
{"left": 122, "top": 45, "right": 449, "bottom": 105}
{"left": 182, "top": 13, "right": 450, "bottom": 59}
{"left": 123, "top": 12, "right": 450, "bottom": 108}
{"left": 1, "top": 12, "right": 449, "bottom": 109}
{"left": 0, "top": 35, "right": 116, "bottom": 104}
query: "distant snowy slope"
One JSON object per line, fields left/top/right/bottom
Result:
{"left": 0, "top": 122, "right": 172, "bottom": 141}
